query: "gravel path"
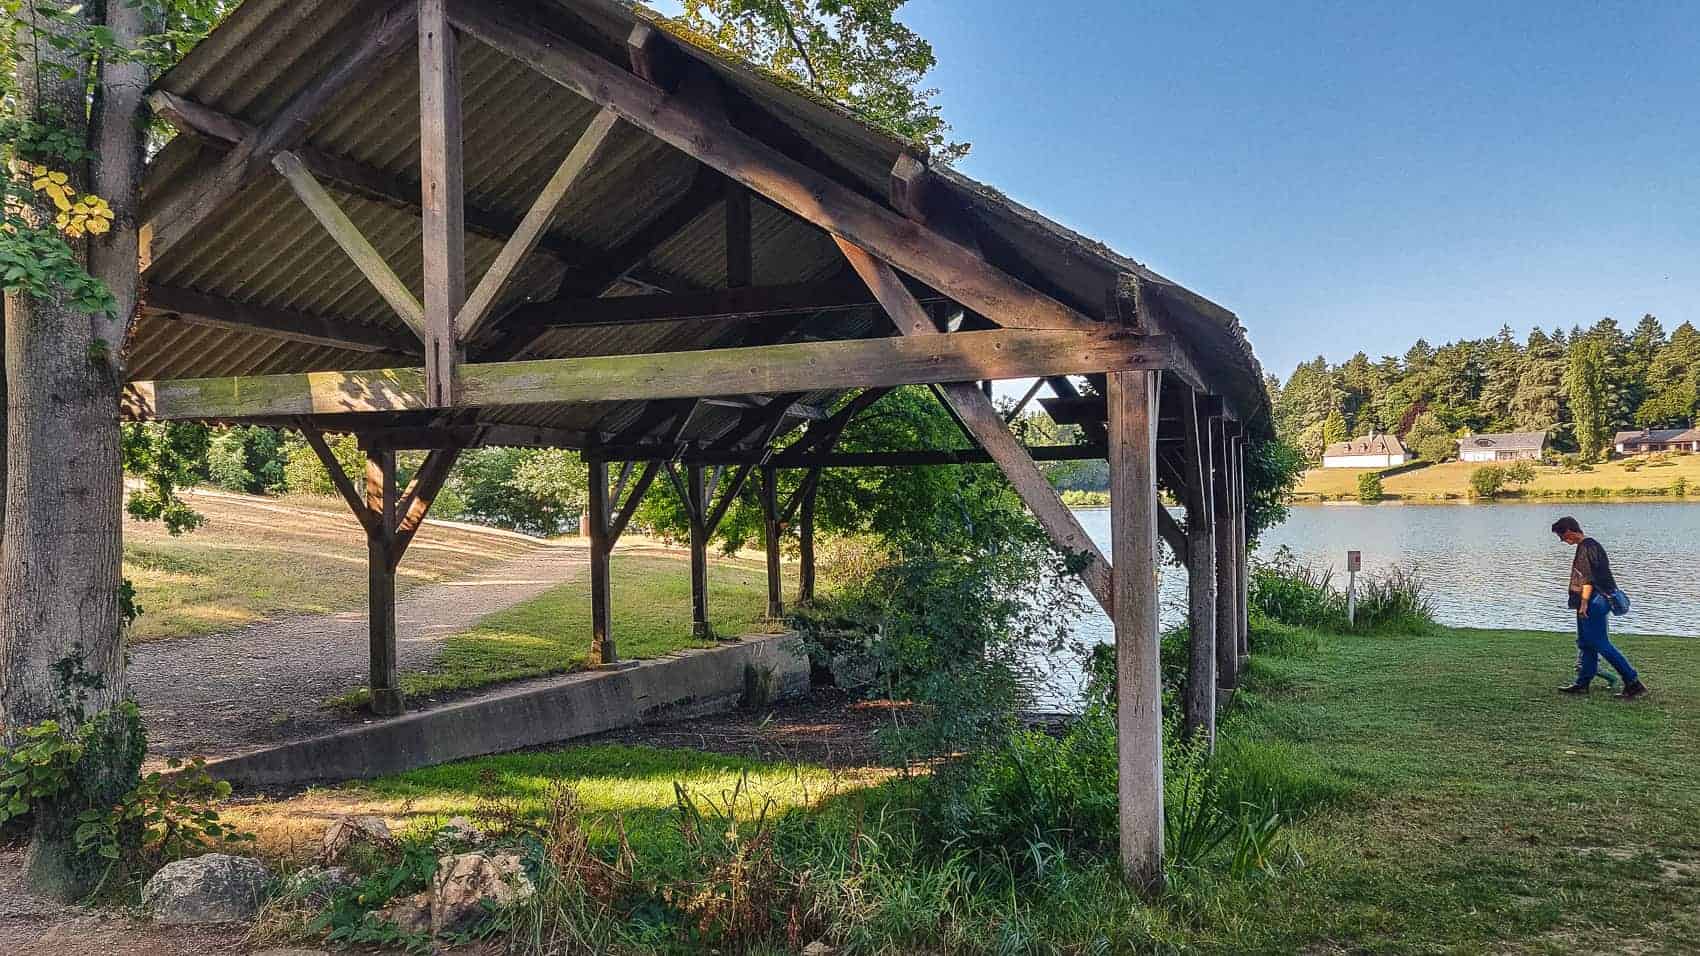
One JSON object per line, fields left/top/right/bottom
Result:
{"left": 131, "top": 542, "right": 588, "bottom": 761}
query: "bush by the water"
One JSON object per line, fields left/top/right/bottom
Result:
{"left": 1250, "top": 546, "right": 1433, "bottom": 633}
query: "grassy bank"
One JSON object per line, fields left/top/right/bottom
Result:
{"left": 1297, "top": 453, "right": 1700, "bottom": 502}
{"left": 124, "top": 489, "right": 545, "bottom": 642}
{"left": 244, "top": 622, "right": 1700, "bottom": 952}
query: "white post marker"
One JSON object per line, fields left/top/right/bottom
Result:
{"left": 1347, "top": 550, "right": 1362, "bottom": 627}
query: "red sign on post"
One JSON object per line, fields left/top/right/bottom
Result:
{"left": 1347, "top": 550, "right": 1362, "bottom": 573}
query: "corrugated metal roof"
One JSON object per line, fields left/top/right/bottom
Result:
{"left": 135, "top": 0, "right": 1271, "bottom": 446}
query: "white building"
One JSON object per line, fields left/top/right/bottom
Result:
{"left": 1322, "top": 433, "right": 1411, "bottom": 469}
{"left": 1457, "top": 431, "right": 1547, "bottom": 463}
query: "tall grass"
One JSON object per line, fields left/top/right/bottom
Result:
{"left": 1251, "top": 546, "right": 1433, "bottom": 634}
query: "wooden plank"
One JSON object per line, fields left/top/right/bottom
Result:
{"left": 1181, "top": 390, "right": 1216, "bottom": 747}
{"left": 448, "top": 1, "right": 1101, "bottom": 334}
{"left": 273, "top": 151, "right": 426, "bottom": 338}
{"left": 1212, "top": 416, "right": 1238, "bottom": 690}
{"left": 143, "top": 284, "right": 417, "bottom": 355}
{"left": 125, "top": 327, "right": 1173, "bottom": 421}
{"left": 365, "top": 448, "right": 405, "bottom": 716}
{"left": 459, "top": 108, "right": 622, "bottom": 342}
{"left": 761, "top": 465, "right": 783, "bottom": 619}
{"left": 628, "top": 23, "right": 684, "bottom": 92}
{"left": 391, "top": 445, "right": 462, "bottom": 562}
{"left": 299, "top": 427, "right": 376, "bottom": 535}
{"left": 587, "top": 458, "right": 615, "bottom": 665}
{"left": 838, "top": 237, "right": 1114, "bottom": 613}
{"left": 516, "top": 278, "right": 887, "bottom": 331}
{"left": 687, "top": 464, "right": 711, "bottom": 638}
{"left": 419, "top": 0, "right": 466, "bottom": 406}
{"left": 143, "top": 2, "right": 417, "bottom": 262}
{"left": 1108, "top": 368, "right": 1164, "bottom": 890}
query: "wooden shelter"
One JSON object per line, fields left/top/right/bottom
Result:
{"left": 125, "top": 0, "right": 1271, "bottom": 886}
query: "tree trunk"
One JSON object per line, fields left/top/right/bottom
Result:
{"left": 1, "top": 1, "right": 149, "bottom": 899}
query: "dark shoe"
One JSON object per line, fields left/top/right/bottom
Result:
{"left": 1557, "top": 684, "right": 1589, "bottom": 695}
{"left": 1616, "top": 681, "right": 1648, "bottom": 700}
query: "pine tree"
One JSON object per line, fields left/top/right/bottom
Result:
{"left": 1639, "top": 322, "right": 1700, "bottom": 427}
{"left": 1511, "top": 328, "right": 1565, "bottom": 432}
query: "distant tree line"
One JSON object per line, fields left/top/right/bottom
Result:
{"left": 1271, "top": 315, "right": 1699, "bottom": 463}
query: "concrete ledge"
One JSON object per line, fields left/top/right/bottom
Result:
{"left": 205, "top": 634, "right": 809, "bottom": 789}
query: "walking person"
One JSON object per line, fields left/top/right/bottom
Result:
{"left": 1552, "top": 517, "right": 1647, "bottom": 698}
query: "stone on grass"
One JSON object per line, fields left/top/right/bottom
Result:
{"left": 802, "top": 942, "right": 837, "bottom": 956}
{"left": 280, "top": 865, "right": 357, "bottom": 908}
{"left": 142, "top": 853, "right": 273, "bottom": 925}
{"left": 432, "top": 815, "right": 486, "bottom": 851}
{"left": 319, "top": 814, "right": 395, "bottom": 864}
{"left": 375, "top": 891, "right": 432, "bottom": 937}
{"left": 431, "top": 851, "right": 535, "bottom": 935}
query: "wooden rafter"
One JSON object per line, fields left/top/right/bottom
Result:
{"left": 142, "top": 283, "right": 419, "bottom": 355}
{"left": 272, "top": 151, "right": 426, "bottom": 339}
{"left": 458, "top": 108, "right": 623, "bottom": 342}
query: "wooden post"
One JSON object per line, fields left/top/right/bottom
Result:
{"left": 1109, "top": 369, "right": 1163, "bottom": 889}
{"left": 365, "top": 448, "right": 403, "bottom": 716}
{"left": 761, "top": 464, "right": 783, "bottom": 619}
{"left": 587, "top": 459, "right": 615, "bottom": 665}
{"left": 1213, "top": 417, "right": 1239, "bottom": 690}
{"left": 798, "top": 466, "right": 820, "bottom": 605}
{"left": 1181, "top": 392, "right": 1217, "bottom": 746}
{"left": 1237, "top": 439, "right": 1251, "bottom": 665}
{"left": 419, "top": 0, "right": 465, "bottom": 405}
{"left": 687, "top": 463, "right": 711, "bottom": 639}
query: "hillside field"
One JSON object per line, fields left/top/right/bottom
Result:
{"left": 1297, "top": 453, "right": 1700, "bottom": 502}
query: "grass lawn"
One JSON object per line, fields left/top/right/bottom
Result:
{"left": 1299, "top": 453, "right": 1700, "bottom": 502}
{"left": 124, "top": 489, "right": 544, "bottom": 643}
{"left": 247, "top": 624, "right": 1700, "bottom": 952}
{"left": 391, "top": 551, "right": 785, "bottom": 700}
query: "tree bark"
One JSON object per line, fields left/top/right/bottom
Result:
{"left": 1, "top": 1, "right": 149, "bottom": 899}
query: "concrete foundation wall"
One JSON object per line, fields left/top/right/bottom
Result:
{"left": 204, "top": 635, "right": 810, "bottom": 790}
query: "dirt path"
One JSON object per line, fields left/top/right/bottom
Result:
{"left": 131, "top": 542, "right": 589, "bottom": 761}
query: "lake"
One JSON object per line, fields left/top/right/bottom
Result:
{"left": 1043, "top": 501, "right": 1700, "bottom": 706}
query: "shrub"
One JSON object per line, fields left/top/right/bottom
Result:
{"left": 1674, "top": 477, "right": 1689, "bottom": 498}
{"left": 1356, "top": 472, "right": 1384, "bottom": 503}
{"left": 1468, "top": 465, "right": 1506, "bottom": 498}
{"left": 1249, "top": 547, "right": 1340, "bottom": 629}
{"left": 281, "top": 432, "right": 363, "bottom": 497}
{"left": 1504, "top": 460, "right": 1536, "bottom": 483}
{"left": 1623, "top": 460, "right": 1643, "bottom": 473}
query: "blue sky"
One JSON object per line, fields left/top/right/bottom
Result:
{"left": 651, "top": 1, "right": 1700, "bottom": 381}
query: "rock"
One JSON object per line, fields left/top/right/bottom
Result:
{"left": 319, "top": 814, "right": 395, "bottom": 864}
{"left": 374, "top": 891, "right": 432, "bottom": 937}
{"left": 142, "top": 853, "right": 273, "bottom": 925}
{"left": 431, "top": 851, "right": 535, "bottom": 935}
{"left": 432, "top": 815, "right": 485, "bottom": 851}
{"left": 279, "top": 865, "right": 357, "bottom": 907}
{"left": 802, "top": 942, "right": 837, "bottom": 956}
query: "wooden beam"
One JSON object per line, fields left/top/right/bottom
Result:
{"left": 419, "top": 0, "right": 466, "bottom": 405}
{"left": 143, "top": 2, "right": 417, "bottom": 263}
{"left": 391, "top": 445, "right": 462, "bottom": 563}
{"left": 838, "top": 237, "right": 1113, "bottom": 613}
{"left": 300, "top": 427, "right": 376, "bottom": 535}
{"left": 1213, "top": 416, "right": 1238, "bottom": 690}
{"left": 272, "top": 151, "right": 426, "bottom": 339}
{"left": 1158, "top": 506, "right": 1188, "bottom": 570}
{"left": 627, "top": 23, "right": 684, "bottom": 92}
{"left": 587, "top": 458, "right": 616, "bottom": 664}
{"left": 143, "top": 283, "right": 418, "bottom": 355}
{"left": 1181, "top": 390, "right": 1216, "bottom": 747}
{"left": 1109, "top": 368, "right": 1163, "bottom": 890}
{"left": 686, "top": 464, "right": 711, "bottom": 638}
{"left": 511, "top": 278, "right": 885, "bottom": 331}
{"left": 1236, "top": 437, "right": 1250, "bottom": 663}
{"left": 609, "top": 461, "right": 659, "bottom": 543}
{"left": 447, "top": 1, "right": 1101, "bottom": 334}
{"left": 458, "top": 108, "right": 623, "bottom": 342}
{"left": 126, "top": 326, "right": 1174, "bottom": 421}
{"left": 365, "top": 448, "right": 405, "bottom": 716}
{"left": 762, "top": 464, "right": 783, "bottom": 619}
{"left": 592, "top": 443, "right": 1108, "bottom": 467}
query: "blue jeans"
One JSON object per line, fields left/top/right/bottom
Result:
{"left": 1576, "top": 593, "right": 1638, "bottom": 686}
